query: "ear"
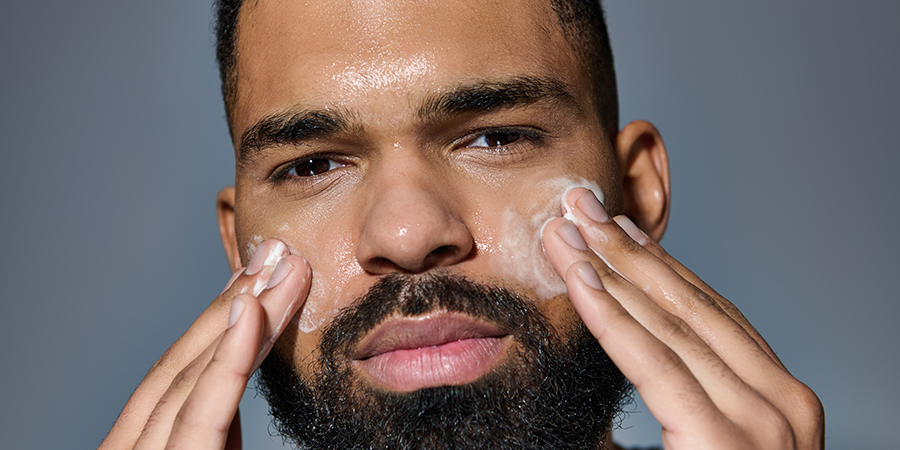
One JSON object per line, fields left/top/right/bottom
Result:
{"left": 615, "top": 120, "right": 671, "bottom": 241}
{"left": 216, "top": 186, "right": 243, "bottom": 271}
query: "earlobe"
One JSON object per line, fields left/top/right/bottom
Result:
{"left": 216, "top": 186, "right": 242, "bottom": 271}
{"left": 615, "top": 120, "right": 671, "bottom": 241}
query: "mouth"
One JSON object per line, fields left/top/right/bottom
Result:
{"left": 351, "top": 312, "right": 512, "bottom": 392}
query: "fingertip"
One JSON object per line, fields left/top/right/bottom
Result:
{"left": 557, "top": 220, "right": 589, "bottom": 250}
{"left": 229, "top": 293, "right": 263, "bottom": 324}
{"left": 562, "top": 186, "right": 589, "bottom": 210}
{"left": 613, "top": 215, "right": 648, "bottom": 245}
{"left": 573, "top": 261, "right": 605, "bottom": 291}
{"left": 227, "top": 297, "right": 246, "bottom": 328}
{"left": 541, "top": 217, "right": 582, "bottom": 278}
{"left": 541, "top": 216, "right": 567, "bottom": 239}
{"left": 285, "top": 254, "right": 312, "bottom": 295}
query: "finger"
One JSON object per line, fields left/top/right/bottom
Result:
{"left": 251, "top": 254, "right": 310, "bottom": 370}
{"left": 220, "top": 268, "right": 245, "bottom": 295}
{"left": 132, "top": 333, "right": 224, "bottom": 450}
{"left": 564, "top": 189, "right": 786, "bottom": 378}
{"left": 639, "top": 236, "right": 785, "bottom": 368}
{"left": 563, "top": 261, "right": 735, "bottom": 443}
{"left": 543, "top": 217, "right": 663, "bottom": 326}
{"left": 134, "top": 253, "right": 310, "bottom": 449}
{"left": 133, "top": 240, "right": 288, "bottom": 396}
{"left": 225, "top": 409, "right": 241, "bottom": 450}
{"left": 116, "top": 240, "right": 301, "bottom": 450}
{"left": 563, "top": 190, "right": 823, "bottom": 444}
{"left": 545, "top": 220, "right": 775, "bottom": 424}
{"left": 165, "top": 294, "right": 263, "bottom": 450}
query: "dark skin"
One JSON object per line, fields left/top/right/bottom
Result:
{"left": 99, "top": 0, "right": 824, "bottom": 448}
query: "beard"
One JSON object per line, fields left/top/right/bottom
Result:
{"left": 257, "top": 273, "right": 632, "bottom": 450}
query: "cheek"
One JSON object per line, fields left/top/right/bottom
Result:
{"left": 243, "top": 222, "right": 365, "bottom": 334}
{"left": 239, "top": 196, "right": 365, "bottom": 335}
{"left": 293, "top": 232, "right": 364, "bottom": 333}
{"left": 489, "top": 175, "right": 606, "bottom": 300}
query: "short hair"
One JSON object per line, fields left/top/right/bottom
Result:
{"left": 214, "top": 0, "right": 618, "bottom": 139}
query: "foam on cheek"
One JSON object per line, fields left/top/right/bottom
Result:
{"left": 245, "top": 235, "right": 264, "bottom": 262}
{"left": 296, "top": 234, "right": 362, "bottom": 333}
{"left": 246, "top": 232, "right": 357, "bottom": 334}
{"left": 493, "top": 177, "right": 605, "bottom": 300}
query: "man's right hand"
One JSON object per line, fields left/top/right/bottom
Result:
{"left": 99, "top": 239, "right": 310, "bottom": 450}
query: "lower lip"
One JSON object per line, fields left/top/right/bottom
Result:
{"left": 354, "top": 336, "right": 510, "bottom": 392}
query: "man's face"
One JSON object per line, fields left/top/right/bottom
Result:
{"left": 223, "top": 0, "right": 628, "bottom": 446}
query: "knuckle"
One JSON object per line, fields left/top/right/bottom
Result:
{"left": 651, "top": 345, "right": 686, "bottom": 378}
{"left": 762, "top": 412, "right": 795, "bottom": 449}
{"left": 795, "top": 381, "right": 824, "bottom": 418}
{"left": 738, "top": 401, "right": 793, "bottom": 449}
{"left": 658, "top": 314, "right": 695, "bottom": 345}
{"left": 170, "top": 364, "right": 199, "bottom": 393}
{"left": 788, "top": 380, "right": 826, "bottom": 440}
{"left": 592, "top": 260, "right": 618, "bottom": 280}
{"left": 616, "top": 234, "right": 646, "bottom": 258}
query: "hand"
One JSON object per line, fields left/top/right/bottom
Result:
{"left": 542, "top": 188, "right": 824, "bottom": 449}
{"left": 99, "top": 239, "right": 311, "bottom": 450}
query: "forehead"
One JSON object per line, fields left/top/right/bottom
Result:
{"left": 232, "top": 0, "right": 584, "bottom": 136}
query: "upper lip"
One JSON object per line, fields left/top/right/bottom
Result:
{"left": 352, "top": 312, "right": 508, "bottom": 360}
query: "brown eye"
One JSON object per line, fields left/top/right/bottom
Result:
{"left": 465, "top": 131, "right": 525, "bottom": 148}
{"left": 287, "top": 158, "right": 346, "bottom": 177}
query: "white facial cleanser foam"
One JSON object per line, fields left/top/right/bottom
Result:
{"left": 493, "top": 176, "right": 605, "bottom": 300}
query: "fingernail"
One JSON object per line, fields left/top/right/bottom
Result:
{"left": 614, "top": 216, "right": 648, "bottom": 245}
{"left": 575, "top": 261, "right": 604, "bottom": 290}
{"left": 246, "top": 240, "right": 288, "bottom": 275}
{"left": 576, "top": 190, "right": 609, "bottom": 223}
{"left": 228, "top": 297, "right": 245, "bottom": 328}
{"left": 557, "top": 220, "right": 588, "bottom": 250}
{"left": 265, "top": 257, "right": 293, "bottom": 290}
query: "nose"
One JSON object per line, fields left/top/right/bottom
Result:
{"left": 355, "top": 164, "right": 474, "bottom": 274}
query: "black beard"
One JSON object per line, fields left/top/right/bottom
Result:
{"left": 257, "top": 273, "right": 632, "bottom": 450}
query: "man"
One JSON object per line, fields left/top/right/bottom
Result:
{"left": 99, "top": 0, "right": 824, "bottom": 448}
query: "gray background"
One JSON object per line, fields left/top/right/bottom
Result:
{"left": 1, "top": 1, "right": 897, "bottom": 448}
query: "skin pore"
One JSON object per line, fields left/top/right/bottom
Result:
{"left": 217, "top": 0, "right": 631, "bottom": 385}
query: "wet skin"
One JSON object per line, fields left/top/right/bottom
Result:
{"left": 219, "top": 0, "right": 624, "bottom": 389}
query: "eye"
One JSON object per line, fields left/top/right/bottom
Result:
{"left": 464, "top": 131, "right": 526, "bottom": 149}
{"left": 279, "top": 157, "right": 348, "bottom": 179}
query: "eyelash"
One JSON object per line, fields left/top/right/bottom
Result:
{"left": 457, "top": 127, "right": 542, "bottom": 153}
{"left": 268, "top": 153, "right": 351, "bottom": 184}
{"left": 267, "top": 127, "right": 544, "bottom": 184}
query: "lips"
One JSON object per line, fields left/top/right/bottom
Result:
{"left": 352, "top": 312, "right": 512, "bottom": 392}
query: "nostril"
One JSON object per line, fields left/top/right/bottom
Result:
{"left": 368, "top": 256, "right": 397, "bottom": 273}
{"left": 424, "top": 245, "right": 464, "bottom": 267}
{"left": 432, "top": 244, "right": 457, "bottom": 258}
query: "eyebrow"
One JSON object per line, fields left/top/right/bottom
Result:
{"left": 417, "top": 76, "right": 581, "bottom": 124}
{"left": 237, "top": 76, "right": 580, "bottom": 165}
{"left": 238, "top": 108, "right": 355, "bottom": 166}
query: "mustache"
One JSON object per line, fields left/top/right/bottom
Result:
{"left": 318, "top": 272, "right": 555, "bottom": 361}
